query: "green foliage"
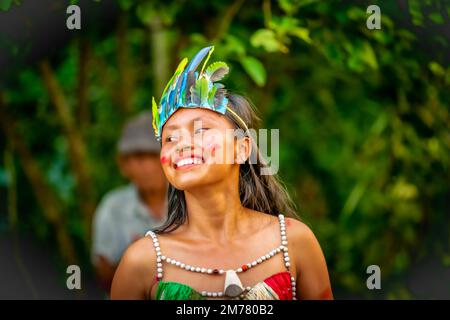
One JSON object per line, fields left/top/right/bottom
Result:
{"left": 0, "top": 0, "right": 22, "bottom": 11}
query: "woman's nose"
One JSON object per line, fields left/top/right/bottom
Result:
{"left": 175, "top": 143, "right": 194, "bottom": 155}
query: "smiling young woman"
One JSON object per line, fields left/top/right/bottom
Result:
{"left": 110, "top": 46, "right": 333, "bottom": 300}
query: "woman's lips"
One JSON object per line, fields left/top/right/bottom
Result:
{"left": 173, "top": 155, "right": 204, "bottom": 169}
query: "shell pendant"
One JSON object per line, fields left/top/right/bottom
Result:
{"left": 223, "top": 270, "right": 244, "bottom": 297}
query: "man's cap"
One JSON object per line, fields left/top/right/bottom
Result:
{"left": 117, "top": 111, "right": 161, "bottom": 155}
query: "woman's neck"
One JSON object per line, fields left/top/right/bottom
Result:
{"left": 183, "top": 179, "right": 250, "bottom": 244}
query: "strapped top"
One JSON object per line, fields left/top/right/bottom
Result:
{"left": 145, "top": 213, "right": 297, "bottom": 300}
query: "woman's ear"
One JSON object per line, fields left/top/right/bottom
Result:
{"left": 236, "top": 136, "right": 251, "bottom": 164}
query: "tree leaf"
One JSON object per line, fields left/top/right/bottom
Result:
{"left": 240, "top": 56, "right": 267, "bottom": 87}
{"left": 250, "top": 29, "right": 288, "bottom": 53}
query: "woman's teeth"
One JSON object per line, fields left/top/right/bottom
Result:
{"left": 175, "top": 157, "right": 203, "bottom": 168}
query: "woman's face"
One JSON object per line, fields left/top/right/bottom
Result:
{"left": 160, "top": 108, "right": 247, "bottom": 191}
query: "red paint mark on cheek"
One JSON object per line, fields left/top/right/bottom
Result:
{"left": 160, "top": 156, "right": 169, "bottom": 165}
{"left": 319, "top": 287, "right": 333, "bottom": 300}
{"left": 285, "top": 218, "right": 292, "bottom": 227}
{"left": 205, "top": 143, "right": 221, "bottom": 157}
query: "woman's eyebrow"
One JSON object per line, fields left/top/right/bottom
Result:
{"left": 164, "top": 115, "right": 217, "bottom": 131}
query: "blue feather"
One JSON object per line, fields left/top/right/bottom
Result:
{"left": 185, "top": 46, "right": 214, "bottom": 73}
{"left": 178, "top": 72, "right": 188, "bottom": 106}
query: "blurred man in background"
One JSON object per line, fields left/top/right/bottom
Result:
{"left": 92, "top": 111, "right": 168, "bottom": 294}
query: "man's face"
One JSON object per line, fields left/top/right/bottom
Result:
{"left": 118, "top": 152, "right": 166, "bottom": 192}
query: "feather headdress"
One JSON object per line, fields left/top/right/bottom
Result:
{"left": 151, "top": 46, "right": 247, "bottom": 141}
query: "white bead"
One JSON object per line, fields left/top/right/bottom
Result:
{"left": 157, "top": 273, "right": 163, "bottom": 278}
{"left": 257, "top": 258, "right": 262, "bottom": 264}
{"left": 247, "top": 263, "right": 252, "bottom": 268}
{"left": 156, "top": 257, "right": 161, "bottom": 263}
{"left": 201, "top": 291, "right": 207, "bottom": 296}
{"left": 161, "top": 256, "right": 166, "bottom": 260}
{"left": 282, "top": 241, "right": 288, "bottom": 246}
{"left": 190, "top": 267, "right": 195, "bottom": 271}
{"left": 157, "top": 263, "right": 162, "bottom": 268}
{"left": 219, "top": 270, "right": 225, "bottom": 274}
{"left": 276, "top": 248, "right": 281, "bottom": 253}
{"left": 207, "top": 292, "right": 212, "bottom": 297}
{"left": 261, "top": 256, "right": 266, "bottom": 261}
{"left": 201, "top": 268, "right": 206, "bottom": 273}
{"left": 278, "top": 214, "right": 284, "bottom": 219}
{"left": 286, "top": 262, "right": 291, "bottom": 267}
{"left": 166, "top": 258, "right": 171, "bottom": 263}
{"left": 265, "top": 254, "right": 270, "bottom": 259}
{"left": 176, "top": 261, "right": 181, "bottom": 266}
{"left": 218, "top": 292, "right": 223, "bottom": 297}
{"left": 180, "top": 263, "right": 185, "bottom": 268}
{"left": 237, "top": 268, "right": 243, "bottom": 272}
{"left": 195, "top": 267, "right": 201, "bottom": 272}
{"left": 212, "top": 292, "right": 218, "bottom": 297}
{"left": 171, "top": 260, "right": 177, "bottom": 265}
{"left": 246, "top": 286, "right": 251, "bottom": 291}
{"left": 281, "top": 231, "right": 286, "bottom": 236}
{"left": 157, "top": 268, "right": 163, "bottom": 273}
{"left": 155, "top": 247, "right": 161, "bottom": 252}
{"left": 185, "top": 265, "right": 191, "bottom": 270}
{"left": 207, "top": 269, "right": 212, "bottom": 274}
{"left": 282, "top": 236, "right": 287, "bottom": 241}
{"left": 251, "top": 261, "right": 257, "bottom": 266}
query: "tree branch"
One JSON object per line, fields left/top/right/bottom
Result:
{"left": 39, "top": 60, "right": 96, "bottom": 249}
{"left": 0, "top": 96, "right": 78, "bottom": 265}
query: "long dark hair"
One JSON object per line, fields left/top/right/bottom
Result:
{"left": 154, "top": 93, "right": 298, "bottom": 234}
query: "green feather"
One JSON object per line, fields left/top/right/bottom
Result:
{"left": 194, "top": 76, "right": 209, "bottom": 106}
{"left": 151, "top": 97, "right": 160, "bottom": 135}
{"left": 208, "top": 84, "right": 217, "bottom": 106}
{"left": 160, "top": 58, "right": 188, "bottom": 101}
{"left": 200, "top": 77, "right": 209, "bottom": 106}
{"left": 205, "top": 61, "right": 229, "bottom": 82}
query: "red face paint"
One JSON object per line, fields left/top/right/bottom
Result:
{"left": 160, "top": 156, "right": 169, "bottom": 165}
{"left": 204, "top": 143, "right": 221, "bottom": 157}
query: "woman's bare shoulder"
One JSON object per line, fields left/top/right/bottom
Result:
{"left": 284, "top": 217, "right": 318, "bottom": 246}
{"left": 110, "top": 236, "right": 157, "bottom": 299}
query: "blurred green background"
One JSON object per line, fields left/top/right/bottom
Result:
{"left": 0, "top": 0, "right": 449, "bottom": 299}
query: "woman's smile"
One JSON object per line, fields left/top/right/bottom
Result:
{"left": 174, "top": 155, "right": 205, "bottom": 170}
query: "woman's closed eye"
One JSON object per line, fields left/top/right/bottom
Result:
{"left": 194, "top": 127, "right": 209, "bottom": 135}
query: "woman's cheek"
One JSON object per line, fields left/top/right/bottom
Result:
{"left": 203, "top": 136, "right": 222, "bottom": 163}
{"left": 160, "top": 147, "right": 173, "bottom": 167}
{"left": 160, "top": 155, "right": 169, "bottom": 165}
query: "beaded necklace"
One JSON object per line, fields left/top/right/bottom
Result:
{"left": 146, "top": 214, "right": 297, "bottom": 299}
